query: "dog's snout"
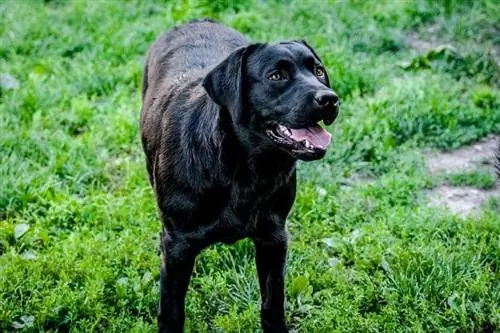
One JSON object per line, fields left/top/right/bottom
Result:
{"left": 313, "top": 90, "right": 340, "bottom": 126}
{"left": 314, "top": 91, "right": 339, "bottom": 107}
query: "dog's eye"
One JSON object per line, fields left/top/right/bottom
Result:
{"left": 268, "top": 72, "right": 283, "bottom": 81}
{"left": 315, "top": 66, "right": 325, "bottom": 78}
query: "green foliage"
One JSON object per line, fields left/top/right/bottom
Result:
{"left": 0, "top": 0, "right": 499, "bottom": 332}
{"left": 447, "top": 170, "right": 497, "bottom": 189}
{"left": 400, "top": 45, "right": 499, "bottom": 85}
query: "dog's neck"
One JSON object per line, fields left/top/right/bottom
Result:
{"left": 219, "top": 121, "right": 296, "bottom": 179}
{"left": 248, "top": 149, "right": 297, "bottom": 179}
{"left": 198, "top": 95, "right": 297, "bottom": 180}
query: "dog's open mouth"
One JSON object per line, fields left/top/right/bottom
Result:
{"left": 265, "top": 123, "right": 332, "bottom": 158}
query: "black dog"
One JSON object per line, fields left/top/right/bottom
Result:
{"left": 140, "top": 19, "right": 340, "bottom": 333}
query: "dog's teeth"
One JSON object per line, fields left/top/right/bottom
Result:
{"left": 304, "top": 140, "right": 313, "bottom": 149}
{"left": 278, "top": 125, "right": 291, "bottom": 136}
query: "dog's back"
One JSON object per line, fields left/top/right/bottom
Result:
{"left": 140, "top": 20, "right": 248, "bottom": 187}
{"left": 142, "top": 19, "right": 247, "bottom": 102}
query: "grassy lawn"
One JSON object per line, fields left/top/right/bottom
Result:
{"left": 1, "top": 0, "right": 499, "bottom": 332}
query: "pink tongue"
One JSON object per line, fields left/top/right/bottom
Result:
{"left": 289, "top": 125, "right": 332, "bottom": 149}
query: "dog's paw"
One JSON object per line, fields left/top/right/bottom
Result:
{"left": 262, "top": 323, "right": 289, "bottom": 333}
{"left": 263, "top": 328, "right": 289, "bottom": 333}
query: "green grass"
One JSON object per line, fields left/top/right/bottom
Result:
{"left": 1, "top": 0, "right": 499, "bottom": 332}
{"left": 446, "top": 170, "right": 497, "bottom": 189}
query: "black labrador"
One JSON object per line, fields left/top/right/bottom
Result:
{"left": 140, "top": 19, "right": 340, "bottom": 333}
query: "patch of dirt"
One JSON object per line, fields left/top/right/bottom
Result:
{"left": 342, "top": 173, "right": 376, "bottom": 189}
{"left": 425, "top": 135, "right": 500, "bottom": 217}
{"left": 427, "top": 186, "right": 500, "bottom": 217}
{"left": 404, "top": 24, "right": 442, "bottom": 53}
{"left": 426, "top": 135, "right": 498, "bottom": 175}
{"left": 405, "top": 25, "right": 500, "bottom": 65}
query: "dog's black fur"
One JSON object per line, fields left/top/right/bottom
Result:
{"left": 140, "top": 19, "right": 339, "bottom": 333}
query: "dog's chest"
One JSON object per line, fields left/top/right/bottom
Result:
{"left": 207, "top": 180, "right": 283, "bottom": 244}
{"left": 232, "top": 178, "right": 279, "bottom": 209}
{"left": 229, "top": 171, "right": 292, "bottom": 219}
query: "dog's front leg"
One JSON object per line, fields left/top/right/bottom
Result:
{"left": 158, "top": 232, "right": 197, "bottom": 333}
{"left": 254, "top": 233, "right": 289, "bottom": 333}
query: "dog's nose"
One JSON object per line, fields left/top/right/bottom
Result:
{"left": 314, "top": 91, "right": 339, "bottom": 107}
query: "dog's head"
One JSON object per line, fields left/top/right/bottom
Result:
{"left": 203, "top": 41, "right": 339, "bottom": 161}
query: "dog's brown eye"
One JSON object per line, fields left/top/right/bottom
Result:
{"left": 315, "top": 66, "right": 325, "bottom": 77}
{"left": 268, "top": 72, "right": 282, "bottom": 81}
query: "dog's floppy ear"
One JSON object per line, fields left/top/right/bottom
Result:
{"left": 203, "top": 44, "right": 262, "bottom": 123}
{"left": 296, "top": 40, "right": 330, "bottom": 87}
